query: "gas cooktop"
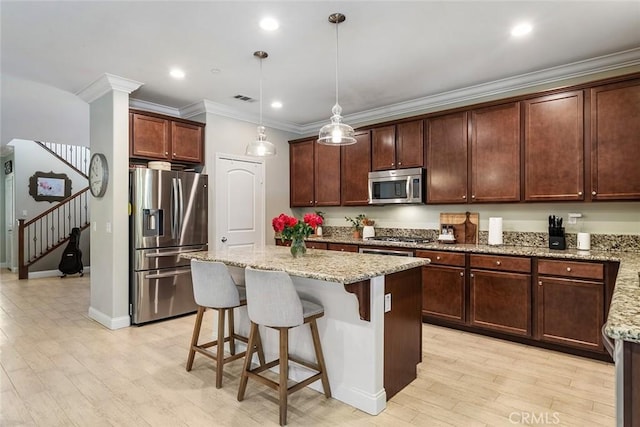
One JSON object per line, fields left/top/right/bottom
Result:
{"left": 366, "top": 236, "right": 434, "bottom": 244}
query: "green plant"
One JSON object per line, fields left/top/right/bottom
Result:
{"left": 345, "top": 214, "right": 366, "bottom": 230}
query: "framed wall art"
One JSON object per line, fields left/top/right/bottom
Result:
{"left": 28, "top": 171, "right": 72, "bottom": 202}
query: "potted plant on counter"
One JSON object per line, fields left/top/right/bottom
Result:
{"left": 345, "top": 214, "right": 366, "bottom": 239}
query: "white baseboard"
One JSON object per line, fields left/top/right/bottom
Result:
{"left": 28, "top": 266, "right": 91, "bottom": 279}
{"left": 88, "top": 306, "right": 130, "bottom": 330}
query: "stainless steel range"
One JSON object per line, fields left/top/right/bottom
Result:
{"left": 359, "top": 236, "right": 434, "bottom": 256}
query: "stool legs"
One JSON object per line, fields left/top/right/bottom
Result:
{"left": 237, "top": 319, "right": 330, "bottom": 426}
{"left": 215, "top": 309, "right": 226, "bottom": 389}
{"left": 186, "top": 306, "right": 206, "bottom": 371}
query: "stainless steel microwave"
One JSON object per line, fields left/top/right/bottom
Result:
{"left": 368, "top": 167, "right": 424, "bottom": 204}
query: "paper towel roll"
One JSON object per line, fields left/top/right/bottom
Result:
{"left": 488, "top": 217, "right": 503, "bottom": 245}
{"left": 577, "top": 232, "right": 591, "bottom": 251}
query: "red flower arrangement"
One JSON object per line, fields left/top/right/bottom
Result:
{"left": 272, "top": 213, "right": 323, "bottom": 241}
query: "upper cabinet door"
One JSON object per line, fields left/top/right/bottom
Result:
{"left": 371, "top": 125, "right": 396, "bottom": 171}
{"left": 396, "top": 120, "right": 424, "bottom": 169}
{"left": 290, "top": 140, "right": 315, "bottom": 207}
{"left": 130, "top": 113, "right": 170, "bottom": 160}
{"left": 470, "top": 102, "right": 521, "bottom": 203}
{"left": 314, "top": 143, "right": 341, "bottom": 206}
{"left": 590, "top": 80, "right": 640, "bottom": 200}
{"left": 523, "top": 91, "right": 584, "bottom": 201}
{"left": 171, "top": 121, "right": 203, "bottom": 163}
{"left": 426, "top": 112, "right": 468, "bottom": 204}
{"left": 341, "top": 131, "right": 372, "bottom": 205}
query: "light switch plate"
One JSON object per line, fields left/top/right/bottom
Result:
{"left": 384, "top": 293, "right": 391, "bottom": 313}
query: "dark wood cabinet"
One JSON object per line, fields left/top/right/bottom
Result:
{"left": 590, "top": 79, "right": 640, "bottom": 200}
{"left": 306, "top": 241, "right": 328, "bottom": 250}
{"left": 384, "top": 268, "right": 422, "bottom": 399}
{"left": 426, "top": 112, "right": 468, "bottom": 203}
{"left": 372, "top": 120, "right": 423, "bottom": 171}
{"left": 536, "top": 259, "right": 605, "bottom": 352}
{"left": 290, "top": 139, "right": 315, "bottom": 207}
{"left": 290, "top": 138, "right": 341, "bottom": 207}
{"left": 469, "top": 254, "right": 532, "bottom": 337}
{"left": 341, "top": 131, "right": 371, "bottom": 205}
{"left": 417, "top": 250, "right": 466, "bottom": 324}
{"left": 523, "top": 91, "right": 584, "bottom": 201}
{"left": 470, "top": 102, "right": 521, "bottom": 202}
{"left": 130, "top": 110, "right": 204, "bottom": 165}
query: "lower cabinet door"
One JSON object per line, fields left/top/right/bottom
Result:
{"left": 470, "top": 269, "right": 532, "bottom": 337}
{"left": 422, "top": 265, "right": 466, "bottom": 323}
{"left": 536, "top": 276, "right": 604, "bottom": 351}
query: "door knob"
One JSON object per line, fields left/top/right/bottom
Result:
{"left": 221, "top": 237, "right": 227, "bottom": 243}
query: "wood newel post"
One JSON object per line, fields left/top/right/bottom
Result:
{"left": 18, "top": 219, "right": 27, "bottom": 279}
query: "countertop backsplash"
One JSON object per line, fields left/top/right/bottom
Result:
{"left": 320, "top": 226, "right": 640, "bottom": 252}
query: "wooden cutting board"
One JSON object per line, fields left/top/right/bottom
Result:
{"left": 440, "top": 212, "right": 479, "bottom": 244}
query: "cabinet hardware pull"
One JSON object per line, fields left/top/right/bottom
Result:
{"left": 460, "top": 272, "right": 464, "bottom": 277}
{"left": 436, "top": 256, "right": 441, "bottom": 260}
{"left": 592, "top": 191, "right": 597, "bottom": 196}
{"left": 398, "top": 161, "right": 402, "bottom": 165}
{"left": 566, "top": 267, "right": 572, "bottom": 272}
{"left": 165, "top": 152, "right": 169, "bottom": 155}
{"left": 470, "top": 273, "right": 474, "bottom": 278}
{"left": 462, "top": 195, "right": 466, "bottom": 199}
{"left": 391, "top": 162, "right": 395, "bottom": 166}
{"left": 496, "top": 261, "right": 501, "bottom": 266}
{"left": 538, "top": 281, "right": 543, "bottom": 286}
{"left": 578, "top": 191, "right": 583, "bottom": 196}
{"left": 471, "top": 195, "right": 475, "bottom": 199}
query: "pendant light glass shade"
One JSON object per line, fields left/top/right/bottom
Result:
{"left": 246, "top": 51, "right": 276, "bottom": 157}
{"left": 318, "top": 13, "right": 357, "bottom": 146}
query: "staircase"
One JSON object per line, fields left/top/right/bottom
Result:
{"left": 18, "top": 142, "right": 91, "bottom": 279}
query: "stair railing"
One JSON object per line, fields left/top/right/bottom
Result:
{"left": 18, "top": 188, "right": 90, "bottom": 279}
{"left": 35, "top": 141, "right": 90, "bottom": 177}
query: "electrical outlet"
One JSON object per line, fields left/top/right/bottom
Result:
{"left": 384, "top": 293, "right": 391, "bottom": 313}
{"left": 567, "top": 212, "right": 582, "bottom": 225}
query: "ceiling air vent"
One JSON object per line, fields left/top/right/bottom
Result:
{"left": 233, "top": 94, "right": 257, "bottom": 102}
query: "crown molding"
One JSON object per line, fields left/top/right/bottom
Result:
{"left": 129, "top": 48, "right": 639, "bottom": 136}
{"left": 129, "top": 98, "right": 182, "bottom": 117}
{"left": 296, "top": 47, "right": 640, "bottom": 135}
{"left": 180, "top": 100, "right": 302, "bottom": 134}
{"left": 76, "top": 73, "right": 143, "bottom": 103}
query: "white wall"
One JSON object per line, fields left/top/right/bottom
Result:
{"left": 198, "top": 113, "right": 295, "bottom": 245}
{"left": 1, "top": 74, "right": 89, "bottom": 146}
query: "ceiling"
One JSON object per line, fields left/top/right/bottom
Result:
{"left": 2, "top": 1, "right": 640, "bottom": 133}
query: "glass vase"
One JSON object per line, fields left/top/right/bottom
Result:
{"left": 290, "top": 236, "right": 307, "bottom": 258}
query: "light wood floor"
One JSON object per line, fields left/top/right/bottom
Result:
{"left": 1, "top": 272, "right": 615, "bottom": 426}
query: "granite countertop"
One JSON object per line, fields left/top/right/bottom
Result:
{"left": 307, "top": 236, "right": 640, "bottom": 344}
{"left": 181, "top": 246, "right": 429, "bottom": 284}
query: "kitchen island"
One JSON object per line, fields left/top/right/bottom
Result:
{"left": 181, "top": 246, "right": 429, "bottom": 415}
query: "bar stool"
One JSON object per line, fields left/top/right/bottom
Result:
{"left": 186, "top": 260, "right": 264, "bottom": 388}
{"left": 238, "top": 267, "right": 331, "bottom": 426}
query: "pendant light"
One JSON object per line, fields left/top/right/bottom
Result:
{"left": 318, "top": 13, "right": 357, "bottom": 146}
{"left": 246, "top": 51, "right": 277, "bottom": 157}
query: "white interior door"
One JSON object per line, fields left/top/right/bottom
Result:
{"left": 5, "top": 173, "right": 15, "bottom": 271}
{"left": 215, "top": 155, "right": 265, "bottom": 250}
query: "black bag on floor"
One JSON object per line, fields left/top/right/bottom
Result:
{"left": 59, "top": 227, "right": 83, "bottom": 277}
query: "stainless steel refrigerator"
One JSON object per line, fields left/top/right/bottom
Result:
{"left": 129, "top": 168, "right": 208, "bottom": 324}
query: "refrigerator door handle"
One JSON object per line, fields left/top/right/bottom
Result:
{"left": 171, "top": 178, "right": 179, "bottom": 239}
{"left": 177, "top": 177, "right": 184, "bottom": 240}
{"left": 144, "top": 247, "right": 206, "bottom": 258}
{"left": 144, "top": 269, "right": 192, "bottom": 280}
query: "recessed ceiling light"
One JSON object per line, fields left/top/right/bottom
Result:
{"left": 170, "top": 68, "right": 185, "bottom": 79}
{"left": 210, "top": 68, "right": 221, "bottom": 74}
{"left": 260, "top": 17, "right": 279, "bottom": 31}
{"left": 511, "top": 23, "right": 532, "bottom": 37}
{"left": 271, "top": 101, "right": 283, "bottom": 109}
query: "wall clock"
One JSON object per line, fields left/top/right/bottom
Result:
{"left": 89, "top": 153, "right": 109, "bottom": 198}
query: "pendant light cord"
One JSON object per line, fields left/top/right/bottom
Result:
{"left": 259, "top": 57, "right": 264, "bottom": 126}
{"left": 334, "top": 21, "right": 339, "bottom": 107}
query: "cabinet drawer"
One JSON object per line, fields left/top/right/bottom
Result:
{"left": 470, "top": 254, "right": 531, "bottom": 273}
{"left": 538, "top": 259, "right": 603, "bottom": 280}
{"left": 306, "top": 241, "right": 328, "bottom": 250}
{"left": 328, "top": 243, "right": 358, "bottom": 253}
{"left": 416, "top": 250, "right": 465, "bottom": 267}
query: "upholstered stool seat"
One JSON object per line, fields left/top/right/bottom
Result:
{"left": 238, "top": 267, "right": 331, "bottom": 426}
{"left": 186, "top": 260, "right": 264, "bottom": 388}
